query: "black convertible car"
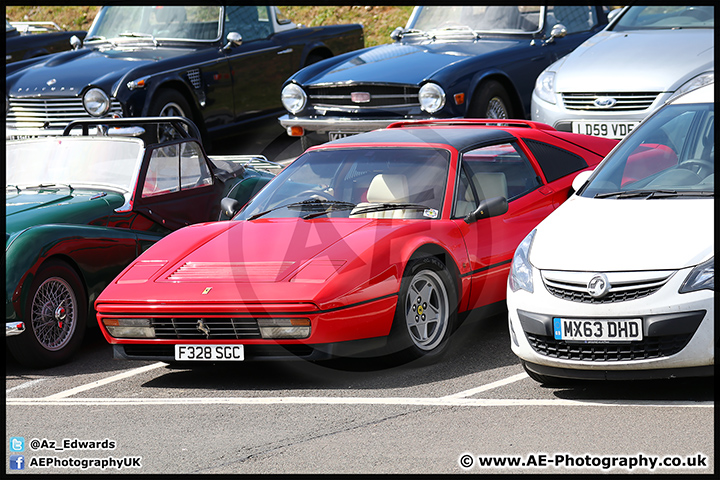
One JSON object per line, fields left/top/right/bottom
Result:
{"left": 5, "top": 6, "right": 363, "bottom": 144}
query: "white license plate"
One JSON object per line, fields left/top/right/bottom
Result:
{"left": 572, "top": 121, "right": 639, "bottom": 139}
{"left": 553, "top": 318, "right": 643, "bottom": 342}
{"left": 174, "top": 344, "right": 244, "bottom": 361}
{"left": 329, "top": 131, "right": 354, "bottom": 141}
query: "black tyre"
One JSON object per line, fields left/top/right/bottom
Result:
{"left": 7, "top": 260, "right": 87, "bottom": 368}
{"left": 147, "top": 89, "right": 193, "bottom": 143}
{"left": 470, "top": 80, "right": 513, "bottom": 119}
{"left": 390, "top": 256, "right": 458, "bottom": 362}
{"left": 304, "top": 53, "right": 327, "bottom": 67}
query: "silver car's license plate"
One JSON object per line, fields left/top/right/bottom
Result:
{"left": 572, "top": 121, "right": 639, "bottom": 139}
{"left": 553, "top": 318, "right": 643, "bottom": 342}
{"left": 174, "top": 344, "right": 244, "bottom": 361}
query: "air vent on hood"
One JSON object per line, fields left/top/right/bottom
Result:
{"left": 166, "top": 261, "right": 296, "bottom": 283}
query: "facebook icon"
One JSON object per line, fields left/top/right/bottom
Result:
{"left": 10, "top": 455, "right": 25, "bottom": 470}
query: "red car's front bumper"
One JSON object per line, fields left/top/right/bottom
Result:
{"left": 97, "top": 294, "right": 398, "bottom": 362}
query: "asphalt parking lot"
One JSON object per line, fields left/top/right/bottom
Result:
{"left": 6, "top": 307, "right": 714, "bottom": 475}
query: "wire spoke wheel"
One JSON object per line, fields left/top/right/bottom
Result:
{"left": 7, "top": 260, "right": 87, "bottom": 368}
{"left": 157, "top": 101, "right": 188, "bottom": 142}
{"left": 30, "top": 276, "right": 78, "bottom": 351}
{"left": 485, "top": 96, "right": 509, "bottom": 119}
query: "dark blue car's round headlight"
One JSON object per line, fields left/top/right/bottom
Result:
{"left": 83, "top": 88, "right": 111, "bottom": 117}
{"left": 281, "top": 83, "right": 307, "bottom": 114}
{"left": 419, "top": 83, "right": 446, "bottom": 114}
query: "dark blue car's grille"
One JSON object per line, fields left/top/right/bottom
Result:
{"left": 7, "top": 97, "right": 123, "bottom": 131}
{"left": 308, "top": 84, "right": 420, "bottom": 110}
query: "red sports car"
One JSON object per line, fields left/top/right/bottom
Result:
{"left": 96, "top": 119, "right": 617, "bottom": 363}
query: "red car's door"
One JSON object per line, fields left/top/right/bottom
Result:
{"left": 452, "top": 141, "right": 555, "bottom": 310}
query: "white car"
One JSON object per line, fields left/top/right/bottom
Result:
{"left": 531, "top": 5, "right": 714, "bottom": 140}
{"left": 507, "top": 83, "right": 714, "bottom": 383}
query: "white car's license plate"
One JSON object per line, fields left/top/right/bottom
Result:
{"left": 572, "top": 121, "right": 639, "bottom": 139}
{"left": 174, "top": 344, "right": 244, "bottom": 361}
{"left": 553, "top": 318, "right": 643, "bottom": 342}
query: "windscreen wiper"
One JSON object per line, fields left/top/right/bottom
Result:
{"left": 349, "top": 202, "right": 431, "bottom": 216}
{"left": 594, "top": 189, "right": 678, "bottom": 199}
{"left": 248, "top": 198, "right": 355, "bottom": 221}
{"left": 22, "top": 183, "right": 74, "bottom": 192}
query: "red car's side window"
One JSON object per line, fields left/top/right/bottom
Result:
{"left": 454, "top": 142, "right": 540, "bottom": 218}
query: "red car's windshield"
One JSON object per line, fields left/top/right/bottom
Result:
{"left": 238, "top": 147, "right": 451, "bottom": 220}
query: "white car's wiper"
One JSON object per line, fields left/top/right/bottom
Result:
{"left": 595, "top": 189, "right": 679, "bottom": 199}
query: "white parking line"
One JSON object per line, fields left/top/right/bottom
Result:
{"left": 5, "top": 396, "right": 713, "bottom": 408}
{"left": 44, "top": 362, "right": 167, "bottom": 399}
{"left": 442, "top": 372, "right": 528, "bottom": 399}
{"left": 6, "top": 378, "right": 45, "bottom": 394}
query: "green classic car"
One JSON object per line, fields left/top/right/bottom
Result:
{"left": 6, "top": 117, "right": 279, "bottom": 368}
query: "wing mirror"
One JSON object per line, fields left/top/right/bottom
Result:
{"left": 464, "top": 196, "right": 508, "bottom": 224}
{"left": 390, "top": 27, "right": 404, "bottom": 41}
{"left": 223, "top": 32, "right": 242, "bottom": 51}
{"left": 220, "top": 197, "right": 241, "bottom": 219}
{"left": 571, "top": 170, "right": 593, "bottom": 195}
{"left": 544, "top": 24, "right": 567, "bottom": 44}
{"left": 70, "top": 35, "right": 83, "bottom": 50}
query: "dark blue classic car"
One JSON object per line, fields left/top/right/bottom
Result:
{"left": 279, "top": 5, "right": 610, "bottom": 147}
{"left": 6, "top": 6, "right": 363, "bottom": 145}
{"left": 5, "top": 19, "right": 86, "bottom": 64}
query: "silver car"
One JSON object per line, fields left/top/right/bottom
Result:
{"left": 531, "top": 5, "right": 714, "bottom": 139}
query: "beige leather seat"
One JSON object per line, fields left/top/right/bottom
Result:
{"left": 351, "top": 174, "right": 410, "bottom": 218}
{"left": 455, "top": 171, "right": 508, "bottom": 217}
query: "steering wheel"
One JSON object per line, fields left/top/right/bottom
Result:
{"left": 679, "top": 159, "right": 714, "bottom": 178}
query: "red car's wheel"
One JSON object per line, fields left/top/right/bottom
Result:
{"left": 392, "top": 256, "right": 457, "bottom": 361}
{"left": 8, "top": 260, "right": 87, "bottom": 368}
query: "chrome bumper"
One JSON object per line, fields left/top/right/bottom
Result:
{"left": 278, "top": 114, "right": 399, "bottom": 135}
{"left": 6, "top": 321, "right": 25, "bottom": 336}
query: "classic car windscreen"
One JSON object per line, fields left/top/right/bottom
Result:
{"left": 410, "top": 6, "right": 542, "bottom": 34}
{"left": 612, "top": 6, "right": 714, "bottom": 30}
{"left": 238, "top": 147, "right": 450, "bottom": 220}
{"left": 6, "top": 138, "right": 144, "bottom": 192}
{"left": 87, "top": 6, "right": 222, "bottom": 42}
{"left": 581, "top": 102, "right": 714, "bottom": 198}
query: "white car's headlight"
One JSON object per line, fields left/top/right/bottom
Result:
{"left": 668, "top": 71, "right": 714, "bottom": 103}
{"left": 281, "top": 83, "right": 307, "bottom": 114}
{"left": 82, "top": 87, "right": 111, "bottom": 117}
{"left": 418, "top": 82, "right": 446, "bottom": 113}
{"left": 509, "top": 229, "right": 537, "bottom": 293}
{"left": 679, "top": 257, "right": 714, "bottom": 294}
{"left": 534, "top": 70, "right": 556, "bottom": 105}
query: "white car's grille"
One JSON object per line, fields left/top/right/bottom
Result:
{"left": 7, "top": 97, "right": 123, "bottom": 131}
{"left": 541, "top": 270, "right": 674, "bottom": 304}
{"left": 562, "top": 92, "right": 660, "bottom": 111}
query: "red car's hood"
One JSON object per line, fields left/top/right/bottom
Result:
{"left": 160, "top": 218, "right": 372, "bottom": 284}
{"left": 98, "top": 218, "right": 463, "bottom": 310}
